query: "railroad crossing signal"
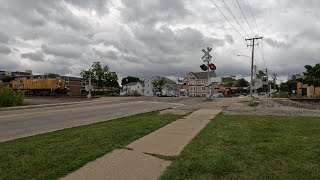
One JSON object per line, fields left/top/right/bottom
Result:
{"left": 202, "top": 47, "right": 212, "bottom": 60}
{"left": 200, "top": 64, "right": 208, "bottom": 71}
{"left": 209, "top": 63, "right": 216, "bottom": 70}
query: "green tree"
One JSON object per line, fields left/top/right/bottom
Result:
{"left": 0, "top": 74, "right": 14, "bottom": 82}
{"left": 222, "top": 76, "right": 237, "bottom": 87}
{"left": 80, "top": 62, "right": 119, "bottom": 88}
{"left": 279, "top": 74, "right": 302, "bottom": 95}
{"left": 236, "top": 78, "right": 250, "bottom": 87}
{"left": 302, "top": 64, "right": 320, "bottom": 96}
{"left": 121, "top": 76, "right": 140, "bottom": 86}
{"left": 152, "top": 77, "right": 166, "bottom": 96}
{"left": 256, "top": 70, "right": 267, "bottom": 81}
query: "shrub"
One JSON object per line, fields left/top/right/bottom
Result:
{"left": 249, "top": 102, "right": 259, "bottom": 107}
{"left": 0, "top": 86, "right": 14, "bottom": 107}
{"left": 131, "top": 91, "right": 141, "bottom": 96}
{"left": 0, "top": 85, "right": 24, "bottom": 107}
{"left": 14, "top": 90, "right": 24, "bottom": 106}
{"left": 0, "top": 80, "right": 4, "bottom": 88}
{"left": 272, "top": 92, "right": 290, "bottom": 98}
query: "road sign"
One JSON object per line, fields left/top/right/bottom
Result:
{"left": 252, "top": 79, "right": 263, "bottom": 90}
{"left": 207, "top": 77, "right": 222, "bottom": 86}
{"left": 85, "top": 85, "right": 93, "bottom": 91}
{"left": 202, "top": 47, "right": 212, "bottom": 60}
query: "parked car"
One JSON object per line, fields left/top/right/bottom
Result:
{"left": 211, "top": 93, "right": 224, "bottom": 98}
{"left": 238, "top": 95, "right": 245, "bottom": 98}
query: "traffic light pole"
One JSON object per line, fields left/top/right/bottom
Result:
{"left": 207, "top": 57, "right": 212, "bottom": 99}
{"left": 201, "top": 47, "right": 215, "bottom": 100}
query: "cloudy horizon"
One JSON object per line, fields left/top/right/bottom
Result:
{"left": 0, "top": 0, "right": 319, "bottom": 81}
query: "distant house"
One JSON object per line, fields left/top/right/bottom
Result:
{"left": 144, "top": 76, "right": 178, "bottom": 96}
{"left": 120, "top": 81, "right": 144, "bottom": 96}
{"left": 182, "top": 71, "right": 219, "bottom": 97}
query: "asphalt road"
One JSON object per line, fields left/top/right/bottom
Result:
{"left": 0, "top": 99, "right": 183, "bottom": 142}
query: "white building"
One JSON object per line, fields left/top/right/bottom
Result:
{"left": 144, "top": 76, "right": 178, "bottom": 96}
{"left": 182, "top": 71, "right": 218, "bottom": 97}
{"left": 120, "top": 82, "right": 144, "bottom": 96}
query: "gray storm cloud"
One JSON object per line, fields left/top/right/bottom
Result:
{"left": 0, "top": 0, "right": 319, "bottom": 78}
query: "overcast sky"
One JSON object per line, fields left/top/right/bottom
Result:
{"left": 0, "top": 0, "right": 319, "bottom": 81}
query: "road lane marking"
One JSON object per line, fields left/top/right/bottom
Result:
{"left": 0, "top": 101, "right": 170, "bottom": 119}
{"left": 0, "top": 101, "right": 145, "bottom": 119}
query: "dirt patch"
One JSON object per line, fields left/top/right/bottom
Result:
{"left": 159, "top": 109, "right": 191, "bottom": 116}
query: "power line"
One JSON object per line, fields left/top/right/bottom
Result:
{"left": 246, "top": 0, "right": 260, "bottom": 35}
{"left": 209, "top": 0, "right": 246, "bottom": 40}
{"left": 221, "top": 0, "right": 251, "bottom": 38}
{"left": 235, "top": 0, "right": 255, "bottom": 36}
{"left": 257, "top": 43, "right": 267, "bottom": 67}
{"left": 254, "top": 49, "right": 264, "bottom": 68}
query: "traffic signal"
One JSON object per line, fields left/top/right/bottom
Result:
{"left": 200, "top": 64, "right": 208, "bottom": 71}
{"left": 209, "top": 63, "right": 216, "bottom": 70}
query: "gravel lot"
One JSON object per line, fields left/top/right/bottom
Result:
{"left": 224, "top": 98, "right": 320, "bottom": 117}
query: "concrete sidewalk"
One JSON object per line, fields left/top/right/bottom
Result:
{"left": 61, "top": 108, "right": 221, "bottom": 180}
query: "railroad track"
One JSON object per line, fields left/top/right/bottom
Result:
{"left": 290, "top": 98, "right": 320, "bottom": 103}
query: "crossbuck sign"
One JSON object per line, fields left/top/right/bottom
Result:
{"left": 202, "top": 47, "right": 212, "bottom": 60}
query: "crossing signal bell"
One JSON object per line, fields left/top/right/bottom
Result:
{"left": 200, "top": 64, "right": 208, "bottom": 71}
{"left": 209, "top": 63, "right": 216, "bottom": 70}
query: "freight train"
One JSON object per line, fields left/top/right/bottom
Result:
{"left": 10, "top": 74, "right": 69, "bottom": 95}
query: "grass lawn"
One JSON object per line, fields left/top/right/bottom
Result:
{"left": 0, "top": 111, "right": 183, "bottom": 180}
{"left": 161, "top": 114, "right": 320, "bottom": 179}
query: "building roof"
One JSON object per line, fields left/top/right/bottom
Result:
{"left": 190, "top": 71, "right": 216, "bottom": 79}
{"left": 163, "top": 77, "right": 176, "bottom": 84}
{"left": 145, "top": 76, "right": 176, "bottom": 84}
{"left": 61, "top": 76, "right": 83, "bottom": 81}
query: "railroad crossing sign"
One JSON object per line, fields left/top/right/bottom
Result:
{"left": 202, "top": 47, "right": 212, "bottom": 60}
{"left": 85, "top": 85, "right": 93, "bottom": 91}
{"left": 252, "top": 79, "right": 263, "bottom": 90}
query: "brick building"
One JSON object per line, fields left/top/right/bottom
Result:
{"left": 297, "top": 82, "right": 320, "bottom": 97}
{"left": 62, "top": 76, "right": 85, "bottom": 96}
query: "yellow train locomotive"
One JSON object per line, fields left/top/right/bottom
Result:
{"left": 11, "top": 74, "right": 69, "bottom": 95}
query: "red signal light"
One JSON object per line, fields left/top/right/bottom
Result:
{"left": 209, "top": 64, "right": 216, "bottom": 70}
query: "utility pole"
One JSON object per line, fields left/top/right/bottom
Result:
{"left": 272, "top": 72, "right": 278, "bottom": 91}
{"left": 253, "top": 65, "right": 257, "bottom": 95}
{"left": 265, "top": 68, "right": 270, "bottom": 97}
{"left": 125, "top": 78, "right": 128, "bottom": 95}
{"left": 245, "top": 37, "right": 263, "bottom": 98}
{"left": 87, "top": 76, "right": 92, "bottom": 100}
{"left": 207, "top": 56, "right": 211, "bottom": 98}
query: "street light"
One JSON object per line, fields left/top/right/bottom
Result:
{"left": 237, "top": 54, "right": 251, "bottom": 58}
{"left": 125, "top": 78, "right": 128, "bottom": 95}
